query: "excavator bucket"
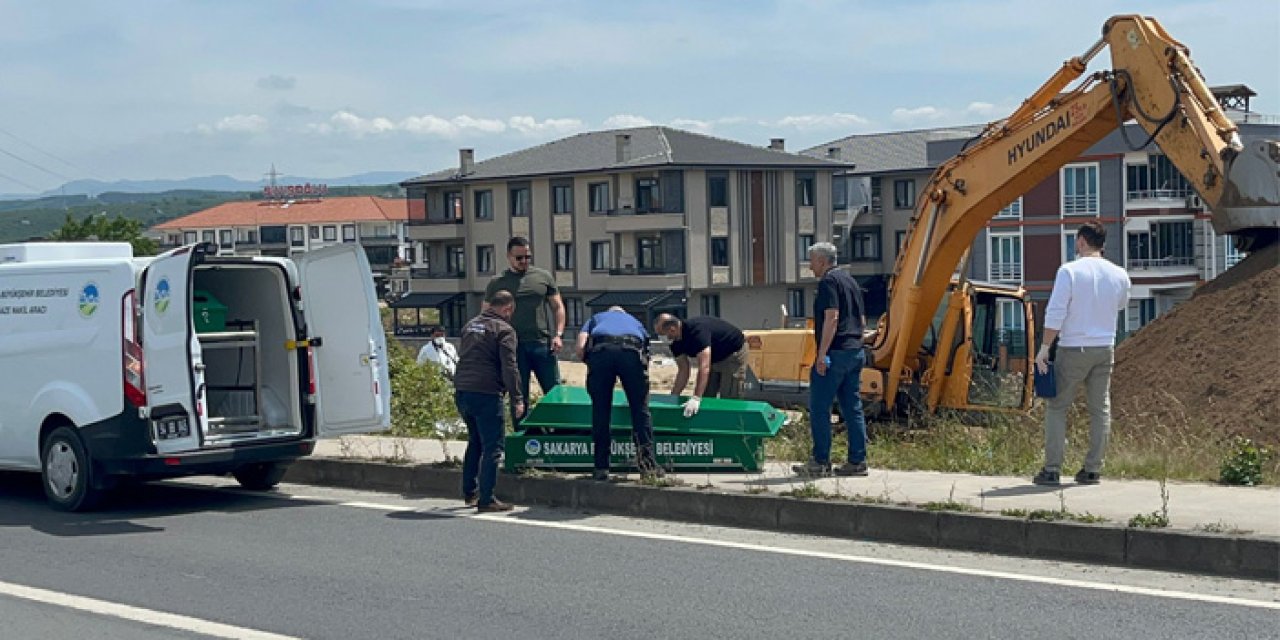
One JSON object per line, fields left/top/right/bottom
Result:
{"left": 1215, "top": 139, "right": 1280, "bottom": 251}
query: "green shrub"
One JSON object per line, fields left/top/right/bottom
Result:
{"left": 386, "top": 337, "right": 459, "bottom": 437}
{"left": 1219, "top": 436, "right": 1270, "bottom": 486}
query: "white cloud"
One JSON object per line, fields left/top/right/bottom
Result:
{"left": 772, "top": 113, "right": 870, "bottom": 131}
{"left": 197, "top": 113, "right": 269, "bottom": 134}
{"left": 669, "top": 118, "right": 713, "bottom": 133}
{"left": 507, "top": 116, "right": 584, "bottom": 135}
{"left": 603, "top": 114, "right": 654, "bottom": 129}
{"left": 890, "top": 101, "right": 1017, "bottom": 126}
{"left": 890, "top": 106, "right": 947, "bottom": 124}
{"left": 330, "top": 110, "right": 396, "bottom": 135}
{"left": 965, "top": 101, "right": 999, "bottom": 116}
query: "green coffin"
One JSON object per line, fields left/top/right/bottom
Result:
{"left": 504, "top": 385, "right": 785, "bottom": 473}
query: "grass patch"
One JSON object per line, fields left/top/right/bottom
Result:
{"left": 635, "top": 475, "right": 685, "bottom": 488}
{"left": 921, "top": 500, "right": 978, "bottom": 513}
{"left": 779, "top": 482, "right": 839, "bottom": 500}
{"left": 1000, "top": 508, "right": 1108, "bottom": 524}
{"left": 1194, "top": 521, "right": 1254, "bottom": 535}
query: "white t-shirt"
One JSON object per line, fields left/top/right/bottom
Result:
{"left": 1043, "top": 256, "right": 1131, "bottom": 347}
{"left": 416, "top": 338, "right": 459, "bottom": 376}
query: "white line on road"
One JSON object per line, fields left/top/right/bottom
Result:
{"left": 333, "top": 499, "right": 1280, "bottom": 611}
{"left": 0, "top": 579, "right": 300, "bottom": 640}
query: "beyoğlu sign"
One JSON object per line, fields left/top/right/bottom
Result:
{"left": 505, "top": 434, "right": 766, "bottom": 472}
{"left": 263, "top": 183, "right": 329, "bottom": 199}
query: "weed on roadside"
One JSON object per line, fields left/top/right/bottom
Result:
{"left": 1219, "top": 436, "right": 1270, "bottom": 486}
{"left": 780, "top": 482, "right": 836, "bottom": 500}
{"left": 921, "top": 500, "right": 978, "bottom": 513}
{"left": 1194, "top": 521, "right": 1254, "bottom": 535}
{"left": 1000, "top": 508, "right": 1108, "bottom": 524}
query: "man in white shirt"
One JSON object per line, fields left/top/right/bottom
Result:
{"left": 1033, "top": 221, "right": 1131, "bottom": 486}
{"left": 417, "top": 326, "right": 459, "bottom": 378}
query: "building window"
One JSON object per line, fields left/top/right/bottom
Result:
{"left": 798, "top": 234, "right": 815, "bottom": 260}
{"left": 895, "top": 230, "right": 907, "bottom": 257}
{"left": 1138, "top": 298, "right": 1157, "bottom": 327}
{"left": 238, "top": 229, "right": 257, "bottom": 244}
{"left": 323, "top": 226, "right": 337, "bottom": 242}
{"left": 309, "top": 226, "right": 320, "bottom": 240}
{"left": 590, "top": 241, "right": 612, "bottom": 271}
{"left": 710, "top": 237, "right": 729, "bottom": 267}
{"left": 405, "top": 246, "right": 416, "bottom": 264}
{"left": 849, "top": 229, "right": 881, "bottom": 261}
{"left": 564, "top": 297, "right": 585, "bottom": 329}
{"left": 218, "top": 230, "right": 233, "bottom": 249}
{"left": 787, "top": 288, "right": 805, "bottom": 318}
{"left": 1128, "top": 221, "right": 1193, "bottom": 268}
{"left": 997, "top": 197, "right": 1023, "bottom": 219}
{"left": 832, "top": 177, "right": 848, "bottom": 210}
{"left": 445, "top": 192, "right": 463, "bottom": 221}
{"left": 893, "top": 179, "right": 915, "bottom": 209}
{"left": 1223, "top": 235, "right": 1243, "bottom": 269}
{"left": 477, "top": 245, "right": 494, "bottom": 274}
{"left": 638, "top": 235, "right": 663, "bottom": 270}
{"left": 796, "top": 176, "right": 815, "bottom": 207}
{"left": 1126, "top": 155, "right": 1193, "bottom": 201}
{"left": 701, "top": 294, "right": 721, "bottom": 317}
{"left": 446, "top": 245, "right": 465, "bottom": 275}
{"left": 989, "top": 234, "right": 1023, "bottom": 282}
{"left": 636, "top": 178, "right": 661, "bottom": 213}
{"left": 997, "top": 299, "right": 1026, "bottom": 356}
{"left": 1064, "top": 231, "right": 1077, "bottom": 262}
{"left": 555, "top": 242, "right": 574, "bottom": 270}
{"left": 589, "top": 182, "right": 610, "bottom": 213}
{"left": 289, "top": 227, "right": 305, "bottom": 247}
{"left": 184, "top": 231, "right": 198, "bottom": 244}
{"left": 1062, "top": 164, "right": 1099, "bottom": 215}
{"left": 552, "top": 185, "right": 573, "bottom": 214}
{"left": 510, "top": 187, "right": 531, "bottom": 217}
{"left": 342, "top": 224, "right": 356, "bottom": 242}
{"left": 708, "top": 176, "right": 728, "bottom": 207}
{"left": 871, "top": 177, "right": 883, "bottom": 212}
{"left": 475, "top": 190, "right": 493, "bottom": 220}
{"left": 201, "top": 230, "right": 216, "bottom": 244}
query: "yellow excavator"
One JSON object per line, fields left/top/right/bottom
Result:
{"left": 744, "top": 14, "right": 1280, "bottom": 417}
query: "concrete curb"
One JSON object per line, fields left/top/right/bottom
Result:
{"left": 285, "top": 458, "right": 1280, "bottom": 581}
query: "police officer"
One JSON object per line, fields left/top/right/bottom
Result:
{"left": 575, "top": 306, "right": 661, "bottom": 481}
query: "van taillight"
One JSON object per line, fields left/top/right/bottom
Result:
{"left": 122, "top": 291, "right": 146, "bottom": 407}
{"left": 307, "top": 346, "right": 317, "bottom": 395}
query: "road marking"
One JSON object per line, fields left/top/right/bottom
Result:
{"left": 0, "top": 579, "right": 300, "bottom": 640}
{"left": 331, "top": 498, "right": 1280, "bottom": 611}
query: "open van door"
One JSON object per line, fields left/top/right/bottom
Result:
{"left": 297, "top": 244, "right": 391, "bottom": 436}
{"left": 140, "top": 244, "right": 206, "bottom": 454}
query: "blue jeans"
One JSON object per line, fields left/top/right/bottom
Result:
{"left": 808, "top": 348, "right": 868, "bottom": 465}
{"left": 457, "top": 391, "right": 506, "bottom": 506}
{"left": 516, "top": 341, "right": 561, "bottom": 423}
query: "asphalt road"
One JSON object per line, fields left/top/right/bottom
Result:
{"left": 0, "top": 471, "right": 1276, "bottom": 640}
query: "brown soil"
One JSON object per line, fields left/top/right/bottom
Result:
{"left": 1111, "top": 247, "right": 1280, "bottom": 445}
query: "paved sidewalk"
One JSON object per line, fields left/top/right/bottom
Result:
{"left": 315, "top": 435, "right": 1280, "bottom": 537}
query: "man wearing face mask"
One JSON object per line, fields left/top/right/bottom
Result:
{"left": 416, "top": 325, "right": 458, "bottom": 378}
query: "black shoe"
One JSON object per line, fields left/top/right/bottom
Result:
{"left": 1032, "top": 469, "right": 1060, "bottom": 486}
{"left": 1074, "top": 469, "right": 1101, "bottom": 485}
{"left": 476, "top": 500, "right": 514, "bottom": 513}
{"left": 592, "top": 469, "right": 610, "bottom": 481}
{"left": 835, "top": 462, "right": 869, "bottom": 477}
{"left": 792, "top": 460, "right": 833, "bottom": 477}
{"left": 464, "top": 493, "right": 478, "bottom": 507}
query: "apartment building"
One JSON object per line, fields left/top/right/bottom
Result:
{"left": 396, "top": 126, "right": 849, "bottom": 336}
{"left": 152, "top": 195, "right": 410, "bottom": 290}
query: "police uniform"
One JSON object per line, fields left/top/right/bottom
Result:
{"left": 580, "top": 309, "right": 658, "bottom": 475}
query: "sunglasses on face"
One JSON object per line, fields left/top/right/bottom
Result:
{"left": 512, "top": 254, "right": 532, "bottom": 261}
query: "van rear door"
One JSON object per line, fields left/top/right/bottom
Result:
{"left": 297, "top": 245, "right": 391, "bottom": 436}
{"left": 140, "top": 245, "right": 206, "bottom": 453}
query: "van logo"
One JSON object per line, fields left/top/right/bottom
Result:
{"left": 155, "top": 278, "right": 172, "bottom": 315}
{"left": 524, "top": 439, "right": 541, "bottom": 456}
{"left": 78, "top": 283, "right": 99, "bottom": 318}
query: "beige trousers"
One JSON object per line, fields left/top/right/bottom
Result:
{"left": 1043, "top": 345, "right": 1114, "bottom": 474}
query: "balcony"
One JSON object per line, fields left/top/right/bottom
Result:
{"left": 604, "top": 210, "right": 684, "bottom": 233}
{"left": 604, "top": 265, "right": 686, "bottom": 289}
{"left": 989, "top": 262, "right": 1023, "bottom": 283}
{"left": 1126, "top": 188, "right": 1192, "bottom": 202}
{"left": 359, "top": 234, "right": 401, "bottom": 247}
{"left": 406, "top": 218, "right": 466, "bottom": 240}
{"left": 1127, "top": 256, "right": 1195, "bottom": 270}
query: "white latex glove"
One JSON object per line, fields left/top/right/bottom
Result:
{"left": 1034, "top": 345, "right": 1051, "bottom": 375}
{"left": 682, "top": 396, "right": 701, "bottom": 418}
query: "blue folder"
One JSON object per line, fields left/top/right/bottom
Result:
{"left": 1034, "top": 363, "right": 1057, "bottom": 398}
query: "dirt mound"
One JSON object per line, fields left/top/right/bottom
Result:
{"left": 1111, "top": 250, "right": 1280, "bottom": 445}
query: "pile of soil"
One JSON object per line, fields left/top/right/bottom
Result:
{"left": 1111, "top": 245, "right": 1280, "bottom": 444}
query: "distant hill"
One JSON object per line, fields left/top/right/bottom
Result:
{"left": 38, "top": 171, "right": 419, "bottom": 197}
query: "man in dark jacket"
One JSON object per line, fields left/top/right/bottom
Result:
{"left": 453, "top": 290, "right": 524, "bottom": 512}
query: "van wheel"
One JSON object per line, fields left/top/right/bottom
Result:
{"left": 42, "top": 426, "right": 102, "bottom": 512}
{"left": 233, "top": 462, "right": 289, "bottom": 491}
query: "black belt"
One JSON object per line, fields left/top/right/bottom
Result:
{"left": 590, "top": 335, "right": 647, "bottom": 350}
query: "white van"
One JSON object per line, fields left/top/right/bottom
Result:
{"left": 0, "top": 241, "right": 391, "bottom": 510}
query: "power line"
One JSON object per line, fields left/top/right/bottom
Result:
{"left": 0, "top": 168, "right": 41, "bottom": 193}
{"left": 0, "top": 143, "right": 71, "bottom": 182}
{"left": 0, "top": 125, "right": 89, "bottom": 176}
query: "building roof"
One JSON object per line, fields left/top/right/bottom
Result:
{"left": 585, "top": 290, "right": 686, "bottom": 310}
{"left": 801, "top": 125, "right": 986, "bottom": 174}
{"left": 152, "top": 196, "right": 406, "bottom": 231}
{"left": 402, "top": 126, "right": 851, "bottom": 186}
{"left": 391, "top": 292, "right": 465, "bottom": 308}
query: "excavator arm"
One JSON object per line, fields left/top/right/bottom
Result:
{"left": 871, "top": 14, "right": 1271, "bottom": 411}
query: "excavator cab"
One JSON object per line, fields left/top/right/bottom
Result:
{"left": 963, "top": 287, "right": 1033, "bottom": 410}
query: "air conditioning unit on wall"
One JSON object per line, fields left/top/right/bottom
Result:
{"left": 1186, "top": 194, "right": 1204, "bottom": 211}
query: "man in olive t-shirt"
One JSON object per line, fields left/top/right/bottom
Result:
{"left": 484, "top": 237, "right": 565, "bottom": 420}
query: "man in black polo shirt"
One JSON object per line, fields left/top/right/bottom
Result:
{"left": 793, "top": 241, "right": 869, "bottom": 478}
{"left": 654, "top": 314, "right": 748, "bottom": 417}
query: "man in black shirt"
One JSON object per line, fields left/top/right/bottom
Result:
{"left": 794, "top": 242, "right": 870, "bottom": 478}
{"left": 654, "top": 314, "right": 748, "bottom": 417}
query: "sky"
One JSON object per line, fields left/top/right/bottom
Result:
{"left": 0, "top": 0, "right": 1276, "bottom": 194}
